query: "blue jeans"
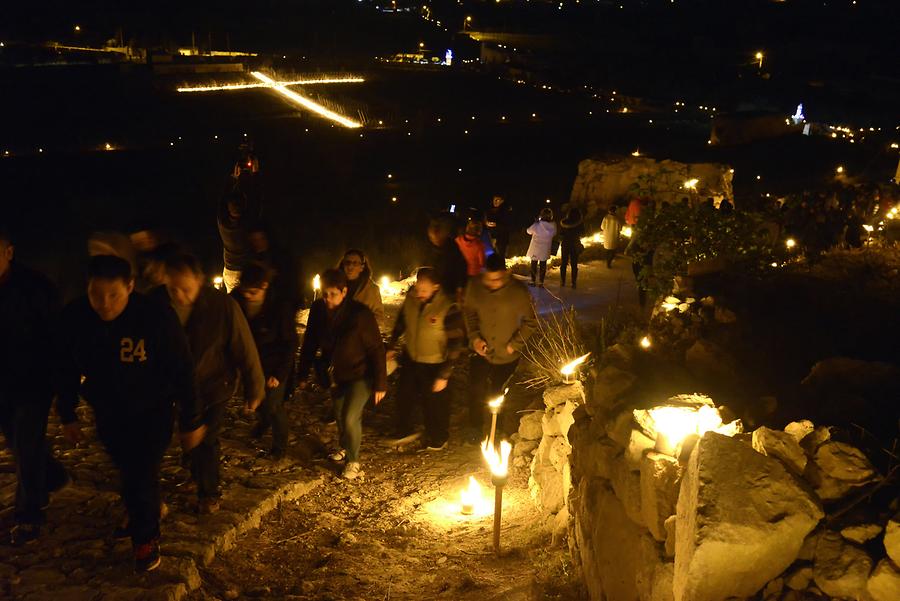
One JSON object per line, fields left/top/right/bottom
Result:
{"left": 332, "top": 379, "right": 372, "bottom": 463}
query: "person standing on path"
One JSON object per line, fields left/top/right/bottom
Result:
{"left": 0, "top": 227, "right": 70, "bottom": 546}
{"left": 485, "top": 195, "right": 513, "bottom": 260}
{"left": 386, "top": 268, "right": 466, "bottom": 450}
{"left": 297, "top": 269, "right": 387, "bottom": 480}
{"left": 455, "top": 218, "right": 487, "bottom": 277}
{"left": 339, "top": 249, "right": 385, "bottom": 330}
{"left": 217, "top": 189, "right": 262, "bottom": 293}
{"left": 232, "top": 262, "right": 299, "bottom": 460}
{"left": 426, "top": 213, "right": 469, "bottom": 303}
{"left": 559, "top": 208, "right": 585, "bottom": 289}
{"left": 463, "top": 254, "right": 537, "bottom": 442}
{"left": 57, "top": 255, "right": 205, "bottom": 572}
{"left": 158, "top": 252, "right": 265, "bottom": 514}
{"left": 526, "top": 208, "right": 556, "bottom": 287}
{"left": 601, "top": 206, "right": 622, "bottom": 268}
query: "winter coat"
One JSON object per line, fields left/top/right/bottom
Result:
{"left": 463, "top": 277, "right": 537, "bottom": 365}
{"left": 526, "top": 220, "right": 557, "bottom": 261}
{"left": 559, "top": 215, "right": 585, "bottom": 253}
{"left": 56, "top": 293, "right": 202, "bottom": 431}
{"left": 231, "top": 292, "right": 299, "bottom": 385}
{"left": 346, "top": 276, "right": 383, "bottom": 330}
{"left": 0, "top": 264, "right": 61, "bottom": 405}
{"left": 601, "top": 214, "right": 622, "bottom": 250}
{"left": 389, "top": 291, "right": 465, "bottom": 379}
{"left": 152, "top": 285, "right": 265, "bottom": 407}
{"left": 425, "top": 240, "right": 469, "bottom": 297}
{"left": 625, "top": 199, "right": 643, "bottom": 226}
{"left": 455, "top": 235, "right": 486, "bottom": 276}
{"left": 298, "top": 299, "right": 387, "bottom": 392}
{"left": 216, "top": 195, "right": 262, "bottom": 271}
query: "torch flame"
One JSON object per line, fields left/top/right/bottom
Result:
{"left": 683, "top": 178, "right": 699, "bottom": 190}
{"left": 487, "top": 390, "right": 507, "bottom": 411}
{"left": 460, "top": 476, "right": 482, "bottom": 514}
{"left": 380, "top": 276, "right": 391, "bottom": 289}
{"left": 621, "top": 226, "right": 633, "bottom": 238}
{"left": 560, "top": 353, "right": 591, "bottom": 377}
{"left": 481, "top": 439, "right": 512, "bottom": 478}
{"left": 312, "top": 274, "right": 321, "bottom": 291}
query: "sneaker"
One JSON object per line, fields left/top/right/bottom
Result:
{"left": 198, "top": 498, "right": 220, "bottom": 515}
{"left": 425, "top": 441, "right": 449, "bottom": 452}
{"left": 328, "top": 449, "right": 347, "bottom": 462}
{"left": 115, "top": 502, "right": 167, "bottom": 539}
{"left": 134, "top": 539, "right": 161, "bottom": 572}
{"left": 9, "top": 523, "right": 41, "bottom": 546}
{"left": 341, "top": 462, "right": 362, "bottom": 480}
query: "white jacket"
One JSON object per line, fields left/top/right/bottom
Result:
{"left": 601, "top": 214, "right": 622, "bottom": 250}
{"left": 526, "top": 220, "right": 557, "bottom": 261}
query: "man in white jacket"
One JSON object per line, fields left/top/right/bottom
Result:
{"left": 600, "top": 207, "right": 622, "bottom": 268}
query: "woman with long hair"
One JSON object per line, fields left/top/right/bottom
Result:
{"left": 338, "top": 248, "right": 384, "bottom": 329}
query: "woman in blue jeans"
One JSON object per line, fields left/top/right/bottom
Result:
{"left": 297, "top": 269, "right": 387, "bottom": 479}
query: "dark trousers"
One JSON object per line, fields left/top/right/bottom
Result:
{"left": 632, "top": 260, "right": 647, "bottom": 308}
{"left": 605, "top": 248, "right": 616, "bottom": 267}
{"left": 0, "top": 398, "right": 67, "bottom": 525}
{"left": 332, "top": 379, "right": 372, "bottom": 463}
{"left": 530, "top": 260, "right": 547, "bottom": 284}
{"left": 560, "top": 245, "right": 580, "bottom": 286}
{"left": 395, "top": 358, "right": 450, "bottom": 446}
{"left": 190, "top": 401, "right": 226, "bottom": 500}
{"left": 256, "top": 382, "right": 288, "bottom": 452}
{"left": 491, "top": 231, "right": 510, "bottom": 261}
{"left": 96, "top": 408, "right": 173, "bottom": 545}
{"left": 467, "top": 355, "right": 518, "bottom": 435}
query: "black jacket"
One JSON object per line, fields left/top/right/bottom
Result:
{"left": 0, "top": 264, "right": 61, "bottom": 405}
{"left": 298, "top": 299, "right": 387, "bottom": 392}
{"left": 426, "top": 240, "right": 468, "bottom": 297}
{"left": 231, "top": 291, "right": 298, "bottom": 384}
{"left": 56, "top": 293, "right": 202, "bottom": 431}
{"left": 151, "top": 285, "right": 265, "bottom": 407}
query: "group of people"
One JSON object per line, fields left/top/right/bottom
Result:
{"left": 0, "top": 198, "right": 540, "bottom": 574}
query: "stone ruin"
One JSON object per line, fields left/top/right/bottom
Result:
{"left": 568, "top": 156, "right": 735, "bottom": 216}
{"left": 513, "top": 344, "right": 899, "bottom": 601}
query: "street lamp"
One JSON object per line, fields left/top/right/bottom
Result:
{"left": 464, "top": 15, "right": 473, "bottom": 31}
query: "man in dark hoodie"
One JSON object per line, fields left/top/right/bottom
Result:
{"left": 57, "top": 255, "right": 205, "bottom": 572}
{"left": 0, "top": 226, "right": 70, "bottom": 546}
{"left": 232, "top": 262, "right": 299, "bottom": 459}
{"left": 217, "top": 188, "right": 262, "bottom": 293}
{"left": 426, "top": 213, "right": 468, "bottom": 303}
{"left": 159, "top": 252, "right": 265, "bottom": 514}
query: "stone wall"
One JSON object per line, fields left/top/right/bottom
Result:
{"left": 568, "top": 157, "right": 734, "bottom": 216}
{"left": 521, "top": 343, "right": 899, "bottom": 601}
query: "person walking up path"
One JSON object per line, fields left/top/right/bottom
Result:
{"left": 339, "top": 249, "right": 385, "bottom": 330}
{"left": 600, "top": 206, "right": 622, "bottom": 268}
{"left": 463, "top": 254, "right": 537, "bottom": 443}
{"left": 158, "top": 253, "right": 265, "bottom": 514}
{"left": 0, "top": 227, "right": 70, "bottom": 546}
{"left": 232, "top": 262, "right": 299, "bottom": 460}
{"left": 526, "top": 208, "right": 556, "bottom": 287}
{"left": 559, "top": 208, "right": 585, "bottom": 289}
{"left": 386, "top": 267, "right": 465, "bottom": 450}
{"left": 297, "top": 269, "right": 387, "bottom": 480}
{"left": 57, "top": 255, "right": 205, "bottom": 572}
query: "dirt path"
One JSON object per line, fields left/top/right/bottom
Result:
{"left": 187, "top": 382, "right": 584, "bottom": 601}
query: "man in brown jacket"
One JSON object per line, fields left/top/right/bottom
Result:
{"left": 463, "top": 253, "right": 537, "bottom": 442}
{"left": 158, "top": 253, "right": 265, "bottom": 513}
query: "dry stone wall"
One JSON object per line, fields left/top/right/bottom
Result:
{"left": 520, "top": 343, "right": 898, "bottom": 601}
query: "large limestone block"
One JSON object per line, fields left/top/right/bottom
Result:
{"left": 636, "top": 536, "right": 670, "bottom": 601}
{"left": 518, "top": 411, "right": 544, "bottom": 441}
{"left": 544, "top": 381, "right": 585, "bottom": 409}
{"left": 752, "top": 426, "right": 808, "bottom": 475}
{"left": 543, "top": 400, "right": 577, "bottom": 438}
{"left": 813, "top": 531, "right": 873, "bottom": 599}
{"left": 641, "top": 452, "right": 684, "bottom": 541}
{"left": 571, "top": 436, "right": 620, "bottom": 482}
{"left": 841, "top": 523, "right": 883, "bottom": 545}
{"left": 885, "top": 514, "right": 900, "bottom": 565}
{"left": 573, "top": 478, "right": 644, "bottom": 601}
{"left": 590, "top": 365, "right": 637, "bottom": 411}
{"left": 867, "top": 558, "right": 900, "bottom": 601}
{"left": 784, "top": 420, "right": 815, "bottom": 442}
{"left": 612, "top": 460, "right": 646, "bottom": 528}
{"left": 674, "top": 432, "right": 823, "bottom": 601}
{"left": 601, "top": 343, "right": 636, "bottom": 371}
{"left": 529, "top": 436, "right": 567, "bottom": 516}
{"left": 806, "top": 441, "right": 877, "bottom": 501}
{"left": 685, "top": 339, "right": 739, "bottom": 385}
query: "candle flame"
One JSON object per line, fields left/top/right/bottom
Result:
{"left": 460, "top": 476, "right": 482, "bottom": 514}
{"left": 640, "top": 336, "right": 652, "bottom": 349}
{"left": 481, "top": 439, "right": 512, "bottom": 478}
{"left": 560, "top": 353, "right": 590, "bottom": 376}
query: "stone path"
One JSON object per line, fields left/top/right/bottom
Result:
{"left": 0, "top": 401, "right": 323, "bottom": 601}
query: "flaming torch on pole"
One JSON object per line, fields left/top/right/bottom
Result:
{"left": 486, "top": 389, "right": 507, "bottom": 450}
{"left": 481, "top": 438, "right": 512, "bottom": 554}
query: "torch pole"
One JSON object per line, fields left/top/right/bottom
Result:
{"left": 491, "top": 473, "right": 507, "bottom": 554}
{"left": 488, "top": 412, "right": 498, "bottom": 450}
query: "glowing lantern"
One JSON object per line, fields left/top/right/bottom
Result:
{"left": 640, "top": 336, "right": 652, "bottom": 349}
{"left": 633, "top": 399, "right": 742, "bottom": 457}
{"left": 785, "top": 238, "right": 797, "bottom": 250}
{"left": 622, "top": 226, "right": 633, "bottom": 238}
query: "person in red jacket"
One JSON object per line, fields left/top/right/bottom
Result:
{"left": 455, "top": 218, "right": 486, "bottom": 277}
{"left": 297, "top": 269, "right": 387, "bottom": 480}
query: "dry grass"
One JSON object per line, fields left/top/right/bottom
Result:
{"left": 520, "top": 307, "right": 588, "bottom": 388}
